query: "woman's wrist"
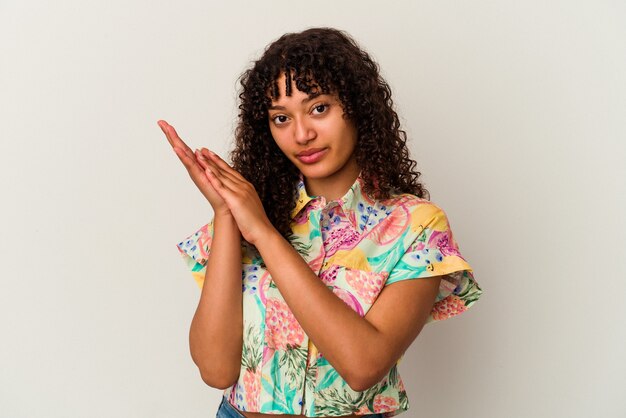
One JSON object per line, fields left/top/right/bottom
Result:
{"left": 213, "top": 212, "right": 239, "bottom": 232}
{"left": 247, "top": 221, "right": 280, "bottom": 248}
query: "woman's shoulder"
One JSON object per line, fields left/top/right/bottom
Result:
{"left": 375, "top": 191, "right": 441, "bottom": 214}
{"left": 366, "top": 192, "right": 453, "bottom": 239}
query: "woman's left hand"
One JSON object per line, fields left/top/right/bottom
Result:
{"left": 197, "top": 150, "right": 275, "bottom": 245}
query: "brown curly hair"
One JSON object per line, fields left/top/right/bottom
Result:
{"left": 230, "top": 27, "right": 429, "bottom": 240}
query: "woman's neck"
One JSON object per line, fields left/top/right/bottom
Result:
{"left": 303, "top": 160, "right": 360, "bottom": 201}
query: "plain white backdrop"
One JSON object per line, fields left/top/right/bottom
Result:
{"left": 1, "top": 1, "right": 625, "bottom": 417}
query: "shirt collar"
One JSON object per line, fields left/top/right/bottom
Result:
{"left": 290, "top": 172, "right": 370, "bottom": 228}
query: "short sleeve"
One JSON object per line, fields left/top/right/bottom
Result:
{"left": 385, "top": 202, "right": 482, "bottom": 323}
{"left": 176, "top": 220, "right": 214, "bottom": 289}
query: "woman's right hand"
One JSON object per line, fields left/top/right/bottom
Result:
{"left": 158, "top": 120, "right": 230, "bottom": 217}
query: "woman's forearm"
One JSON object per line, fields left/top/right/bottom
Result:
{"left": 189, "top": 214, "right": 243, "bottom": 389}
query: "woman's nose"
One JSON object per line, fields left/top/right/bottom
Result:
{"left": 294, "top": 118, "right": 316, "bottom": 144}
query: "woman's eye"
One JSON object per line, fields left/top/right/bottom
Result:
{"left": 273, "top": 115, "right": 288, "bottom": 125}
{"left": 312, "top": 104, "right": 329, "bottom": 115}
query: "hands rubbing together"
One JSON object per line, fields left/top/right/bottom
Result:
{"left": 158, "top": 120, "right": 274, "bottom": 245}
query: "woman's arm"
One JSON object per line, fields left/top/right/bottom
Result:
{"left": 158, "top": 121, "right": 244, "bottom": 389}
{"left": 189, "top": 214, "right": 243, "bottom": 389}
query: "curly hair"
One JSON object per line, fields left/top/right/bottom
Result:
{"left": 230, "top": 27, "right": 429, "bottom": 240}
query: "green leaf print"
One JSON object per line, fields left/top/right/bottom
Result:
{"left": 316, "top": 356, "right": 331, "bottom": 367}
{"left": 366, "top": 396, "right": 376, "bottom": 414}
{"left": 388, "top": 364, "right": 399, "bottom": 387}
{"left": 263, "top": 353, "right": 296, "bottom": 414}
{"left": 288, "top": 235, "right": 313, "bottom": 258}
{"left": 278, "top": 345, "right": 307, "bottom": 388}
{"left": 315, "top": 382, "right": 386, "bottom": 416}
{"left": 283, "top": 381, "right": 297, "bottom": 412}
{"left": 456, "top": 270, "right": 483, "bottom": 306}
{"left": 367, "top": 239, "right": 407, "bottom": 271}
{"left": 417, "top": 227, "right": 427, "bottom": 243}
{"left": 191, "top": 262, "right": 205, "bottom": 272}
{"left": 305, "top": 362, "right": 317, "bottom": 392}
{"left": 315, "top": 388, "right": 357, "bottom": 416}
{"left": 270, "top": 352, "right": 282, "bottom": 388}
{"left": 241, "top": 323, "right": 262, "bottom": 371}
{"left": 389, "top": 260, "right": 427, "bottom": 282}
{"left": 261, "top": 377, "right": 273, "bottom": 397}
{"left": 316, "top": 368, "right": 339, "bottom": 391}
{"left": 399, "top": 389, "right": 409, "bottom": 410}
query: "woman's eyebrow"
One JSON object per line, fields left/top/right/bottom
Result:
{"left": 268, "top": 93, "right": 326, "bottom": 111}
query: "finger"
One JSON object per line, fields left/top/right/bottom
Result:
{"left": 194, "top": 149, "right": 210, "bottom": 170}
{"left": 196, "top": 150, "right": 225, "bottom": 175}
{"left": 156, "top": 121, "right": 201, "bottom": 172}
{"left": 197, "top": 150, "right": 244, "bottom": 185}
{"left": 204, "top": 164, "right": 245, "bottom": 194}
{"left": 198, "top": 149, "right": 225, "bottom": 175}
{"left": 206, "top": 162, "right": 254, "bottom": 199}
{"left": 177, "top": 150, "right": 223, "bottom": 201}
{"left": 171, "top": 144, "right": 210, "bottom": 182}
{"left": 158, "top": 120, "right": 193, "bottom": 154}
{"left": 157, "top": 120, "right": 177, "bottom": 148}
{"left": 175, "top": 147, "right": 208, "bottom": 179}
{"left": 172, "top": 145, "right": 198, "bottom": 168}
{"left": 204, "top": 166, "right": 235, "bottom": 200}
{"left": 202, "top": 149, "right": 248, "bottom": 182}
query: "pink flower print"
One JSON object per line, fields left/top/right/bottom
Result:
{"left": 413, "top": 241, "right": 425, "bottom": 251}
{"left": 180, "top": 224, "right": 212, "bottom": 265}
{"left": 307, "top": 250, "right": 324, "bottom": 273}
{"left": 243, "top": 368, "right": 261, "bottom": 410}
{"left": 355, "top": 405, "right": 373, "bottom": 415}
{"left": 293, "top": 203, "right": 315, "bottom": 225}
{"left": 324, "top": 225, "right": 360, "bottom": 256}
{"left": 345, "top": 269, "right": 387, "bottom": 304}
{"left": 431, "top": 294, "right": 467, "bottom": 320}
{"left": 319, "top": 264, "right": 341, "bottom": 286}
{"left": 428, "top": 229, "right": 462, "bottom": 257}
{"left": 367, "top": 206, "right": 410, "bottom": 245}
{"left": 373, "top": 395, "right": 398, "bottom": 413}
{"left": 228, "top": 383, "right": 237, "bottom": 404}
{"left": 335, "top": 227, "right": 362, "bottom": 252}
{"left": 196, "top": 224, "right": 213, "bottom": 264}
{"left": 264, "top": 298, "right": 305, "bottom": 350}
{"left": 258, "top": 271, "right": 272, "bottom": 305}
{"left": 262, "top": 345, "right": 275, "bottom": 366}
{"left": 332, "top": 287, "right": 364, "bottom": 317}
{"left": 347, "top": 209, "right": 358, "bottom": 228}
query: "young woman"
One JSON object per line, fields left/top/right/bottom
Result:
{"left": 159, "top": 28, "right": 482, "bottom": 418}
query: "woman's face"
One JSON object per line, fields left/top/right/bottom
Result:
{"left": 268, "top": 73, "right": 359, "bottom": 194}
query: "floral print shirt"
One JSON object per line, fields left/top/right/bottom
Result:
{"left": 176, "top": 174, "right": 482, "bottom": 417}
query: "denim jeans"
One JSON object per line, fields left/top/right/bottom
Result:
{"left": 216, "top": 396, "right": 245, "bottom": 418}
{"left": 215, "top": 396, "right": 384, "bottom": 418}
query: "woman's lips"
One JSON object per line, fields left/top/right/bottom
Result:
{"left": 296, "top": 148, "right": 328, "bottom": 164}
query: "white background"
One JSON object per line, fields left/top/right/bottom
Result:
{"left": 1, "top": 1, "right": 625, "bottom": 417}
